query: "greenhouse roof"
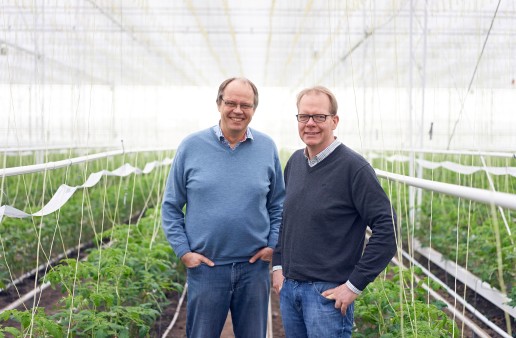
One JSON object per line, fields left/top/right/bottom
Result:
{"left": 1, "top": 0, "right": 514, "bottom": 89}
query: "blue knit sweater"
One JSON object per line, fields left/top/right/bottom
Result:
{"left": 272, "top": 144, "right": 397, "bottom": 291}
{"left": 162, "top": 127, "right": 285, "bottom": 265}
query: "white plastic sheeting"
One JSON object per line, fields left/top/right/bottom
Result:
{"left": 370, "top": 153, "right": 516, "bottom": 177}
{"left": 0, "top": 159, "right": 173, "bottom": 224}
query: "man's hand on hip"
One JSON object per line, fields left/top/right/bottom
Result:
{"left": 249, "top": 247, "right": 273, "bottom": 263}
{"left": 181, "top": 252, "right": 215, "bottom": 268}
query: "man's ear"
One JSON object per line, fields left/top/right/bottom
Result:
{"left": 332, "top": 114, "right": 339, "bottom": 130}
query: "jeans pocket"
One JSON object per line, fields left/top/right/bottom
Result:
{"left": 311, "top": 281, "right": 340, "bottom": 300}
{"left": 186, "top": 262, "right": 204, "bottom": 274}
{"left": 259, "top": 259, "right": 271, "bottom": 266}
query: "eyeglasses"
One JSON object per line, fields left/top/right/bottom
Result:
{"left": 221, "top": 98, "right": 254, "bottom": 111}
{"left": 296, "top": 114, "right": 334, "bottom": 123}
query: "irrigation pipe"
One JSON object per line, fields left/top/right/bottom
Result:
{"left": 375, "top": 169, "right": 516, "bottom": 210}
{"left": 162, "top": 283, "right": 188, "bottom": 338}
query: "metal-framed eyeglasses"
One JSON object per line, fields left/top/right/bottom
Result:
{"left": 296, "top": 114, "right": 334, "bottom": 123}
{"left": 221, "top": 98, "right": 254, "bottom": 111}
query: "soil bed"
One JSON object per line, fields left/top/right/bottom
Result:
{"left": 153, "top": 288, "right": 285, "bottom": 338}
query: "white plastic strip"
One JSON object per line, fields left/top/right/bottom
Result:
{"left": 366, "top": 148, "right": 516, "bottom": 159}
{"left": 375, "top": 169, "right": 516, "bottom": 211}
{"left": 0, "top": 159, "right": 173, "bottom": 224}
{"left": 369, "top": 154, "right": 516, "bottom": 177}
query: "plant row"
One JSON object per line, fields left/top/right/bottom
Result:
{"left": 354, "top": 266, "right": 458, "bottom": 337}
{"left": 372, "top": 154, "right": 515, "bottom": 307}
{"left": 1, "top": 212, "right": 459, "bottom": 337}
{"left": 0, "top": 151, "right": 172, "bottom": 290}
{"left": 0, "top": 207, "right": 183, "bottom": 337}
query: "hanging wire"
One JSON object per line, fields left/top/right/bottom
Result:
{"left": 446, "top": 0, "right": 503, "bottom": 149}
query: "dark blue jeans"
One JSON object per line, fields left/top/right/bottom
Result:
{"left": 186, "top": 260, "right": 270, "bottom": 338}
{"left": 280, "top": 278, "right": 354, "bottom": 338}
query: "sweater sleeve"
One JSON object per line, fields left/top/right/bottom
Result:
{"left": 161, "top": 148, "right": 191, "bottom": 259}
{"left": 347, "top": 164, "right": 398, "bottom": 291}
{"left": 266, "top": 147, "right": 286, "bottom": 249}
{"left": 272, "top": 156, "right": 291, "bottom": 266}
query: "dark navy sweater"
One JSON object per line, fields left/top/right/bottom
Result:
{"left": 272, "top": 144, "right": 397, "bottom": 291}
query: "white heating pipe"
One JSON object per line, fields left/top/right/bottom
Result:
{"left": 0, "top": 145, "right": 116, "bottom": 153}
{"left": 0, "top": 282, "right": 51, "bottom": 313}
{"left": 375, "top": 169, "right": 516, "bottom": 210}
{"left": 0, "top": 147, "right": 173, "bottom": 178}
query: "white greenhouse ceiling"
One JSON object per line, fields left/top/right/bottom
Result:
{"left": 0, "top": 0, "right": 514, "bottom": 89}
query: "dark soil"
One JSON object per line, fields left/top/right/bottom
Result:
{"left": 152, "top": 288, "right": 285, "bottom": 338}
{"left": 408, "top": 252, "right": 515, "bottom": 337}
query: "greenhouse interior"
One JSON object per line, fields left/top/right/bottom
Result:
{"left": 0, "top": 1, "right": 515, "bottom": 337}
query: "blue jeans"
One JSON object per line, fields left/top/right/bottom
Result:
{"left": 280, "top": 278, "right": 354, "bottom": 338}
{"left": 186, "top": 260, "right": 270, "bottom": 338}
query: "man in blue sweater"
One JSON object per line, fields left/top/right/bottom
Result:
{"left": 272, "top": 86, "right": 397, "bottom": 337}
{"left": 162, "top": 77, "right": 285, "bottom": 338}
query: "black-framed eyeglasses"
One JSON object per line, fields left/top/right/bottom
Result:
{"left": 221, "top": 98, "right": 254, "bottom": 111}
{"left": 296, "top": 114, "right": 334, "bottom": 123}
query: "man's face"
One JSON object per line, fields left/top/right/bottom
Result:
{"left": 218, "top": 80, "right": 256, "bottom": 137}
{"left": 297, "top": 92, "right": 339, "bottom": 154}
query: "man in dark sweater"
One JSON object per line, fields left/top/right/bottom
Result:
{"left": 272, "top": 86, "right": 397, "bottom": 337}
